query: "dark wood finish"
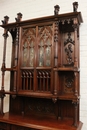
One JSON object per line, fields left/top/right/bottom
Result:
{"left": 0, "top": 2, "right": 83, "bottom": 130}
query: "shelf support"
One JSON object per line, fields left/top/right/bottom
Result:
{"left": 72, "top": 99, "right": 79, "bottom": 127}
{"left": 0, "top": 92, "right": 5, "bottom": 115}
{"left": 74, "top": 71, "right": 78, "bottom": 96}
{"left": 1, "top": 16, "right": 9, "bottom": 91}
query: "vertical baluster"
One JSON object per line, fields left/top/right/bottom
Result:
{"left": 45, "top": 71, "right": 49, "bottom": 91}
{"left": 29, "top": 71, "right": 32, "bottom": 90}
{"left": 21, "top": 71, "right": 23, "bottom": 90}
{"left": 39, "top": 72, "right": 42, "bottom": 91}
{"left": 26, "top": 71, "right": 29, "bottom": 90}
{"left": 23, "top": 72, "right": 25, "bottom": 90}
{"left": 42, "top": 71, "right": 45, "bottom": 91}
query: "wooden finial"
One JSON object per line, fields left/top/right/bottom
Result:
{"left": 73, "top": 2, "right": 78, "bottom": 12}
{"left": 1, "top": 16, "right": 9, "bottom": 25}
{"left": 15, "top": 12, "right": 23, "bottom": 22}
{"left": 54, "top": 5, "right": 60, "bottom": 15}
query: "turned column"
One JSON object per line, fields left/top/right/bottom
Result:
{"left": 13, "top": 13, "right": 22, "bottom": 92}
{"left": 1, "top": 16, "right": 9, "bottom": 91}
{"left": 53, "top": 5, "right": 60, "bottom": 97}
{"left": 74, "top": 71, "right": 79, "bottom": 96}
{"left": 0, "top": 16, "right": 9, "bottom": 115}
{"left": 0, "top": 93, "right": 5, "bottom": 115}
{"left": 72, "top": 100, "right": 79, "bottom": 127}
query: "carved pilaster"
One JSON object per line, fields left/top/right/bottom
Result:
{"left": 72, "top": 99, "right": 79, "bottom": 127}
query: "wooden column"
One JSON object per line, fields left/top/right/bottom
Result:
{"left": 72, "top": 100, "right": 79, "bottom": 127}
{"left": 13, "top": 13, "right": 22, "bottom": 92}
{"left": 73, "top": 19, "right": 79, "bottom": 68}
{"left": 1, "top": 16, "right": 9, "bottom": 91}
{"left": 0, "top": 93, "right": 5, "bottom": 115}
{"left": 74, "top": 71, "right": 78, "bottom": 96}
{"left": 53, "top": 5, "right": 60, "bottom": 97}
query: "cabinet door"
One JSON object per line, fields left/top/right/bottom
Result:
{"left": 18, "top": 24, "right": 54, "bottom": 94}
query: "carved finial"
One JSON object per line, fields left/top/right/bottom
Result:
{"left": 15, "top": 12, "right": 22, "bottom": 22}
{"left": 54, "top": 5, "right": 60, "bottom": 15}
{"left": 73, "top": 2, "right": 78, "bottom": 12}
{"left": 1, "top": 16, "right": 9, "bottom": 25}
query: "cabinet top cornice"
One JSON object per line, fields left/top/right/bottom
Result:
{"left": 0, "top": 12, "right": 83, "bottom": 29}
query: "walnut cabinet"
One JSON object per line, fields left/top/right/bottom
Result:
{"left": 0, "top": 2, "right": 83, "bottom": 130}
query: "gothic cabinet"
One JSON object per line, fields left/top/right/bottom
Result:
{"left": 0, "top": 2, "right": 83, "bottom": 130}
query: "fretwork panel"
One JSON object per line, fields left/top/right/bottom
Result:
{"left": 37, "top": 70, "right": 51, "bottom": 92}
{"left": 21, "top": 70, "right": 34, "bottom": 90}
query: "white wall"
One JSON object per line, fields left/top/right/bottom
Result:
{"left": 0, "top": 0, "right": 87, "bottom": 129}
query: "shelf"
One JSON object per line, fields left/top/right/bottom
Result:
{"left": 0, "top": 112, "right": 83, "bottom": 130}
{"left": 1, "top": 67, "right": 17, "bottom": 71}
{"left": 54, "top": 67, "right": 80, "bottom": 71}
{"left": 58, "top": 94, "right": 80, "bottom": 100}
{"left": 1, "top": 90, "right": 80, "bottom": 101}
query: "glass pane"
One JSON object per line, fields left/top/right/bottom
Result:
{"left": 23, "top": 42, "right": 28, "bottom": 66}
{"left": 29, "top": 41, "right": 34, "bottom": 67}
{"left": 39, "top": 47, "right": 44, "bottom": 66}
{"left": 46, "top": 46, "right": 51, "bottom": 66}
{"left": 45, "top": 39, "right": 51, "bottom": 66}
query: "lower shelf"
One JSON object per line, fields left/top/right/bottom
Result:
{"left": 0, "top": 112, "right": 83, "bottom": 130}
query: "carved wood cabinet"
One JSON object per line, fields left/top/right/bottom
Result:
{"left": 0, "top": 3, "right": 83, "bottom": 130}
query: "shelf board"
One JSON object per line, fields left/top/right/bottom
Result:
{"left": 0, "top": 112, "right": 83, "bottom": 130}
{"left": 1, "top": 67, "right": 17, "bottom": 71}
{"left": 54, "top": 67, "right": 80, "bottom": 71}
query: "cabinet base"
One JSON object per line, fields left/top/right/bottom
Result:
{"left": 0, "top": 112, "right": 83, "bottom": 130}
